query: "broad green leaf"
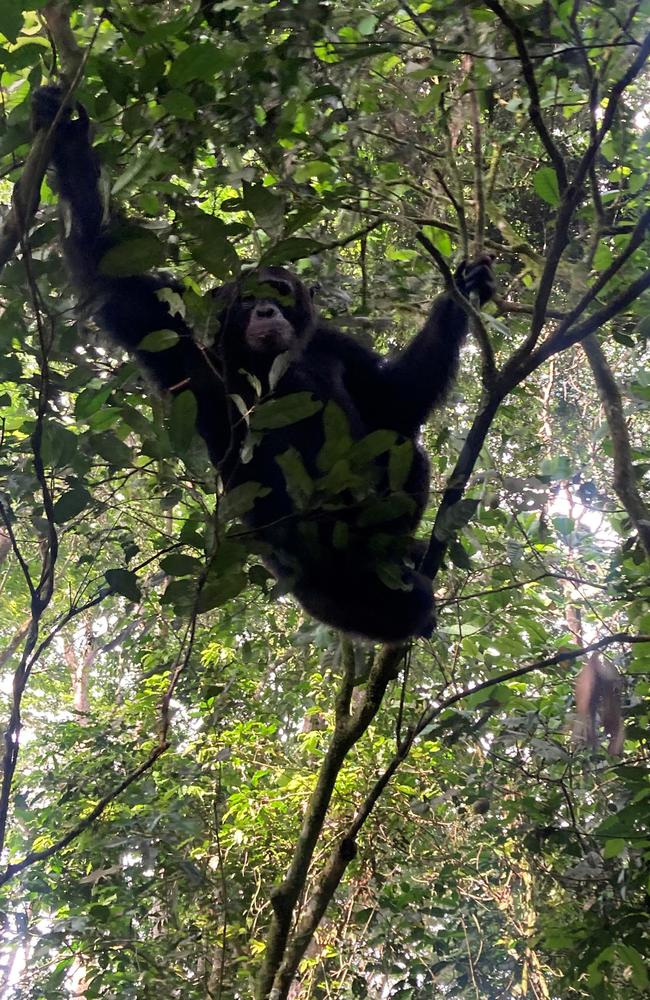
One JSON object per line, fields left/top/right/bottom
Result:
{"left": 448, "top": 539, "right": 473, "bottom": 570}
{"left": 420, "top": 225, "right": 452, "bottom": 257}
{"left": 104, "top": 568, "right": 141, "bottom": 602}
{"left": 41, "top": 423, "right": 78, "bottom": 468}
{"left": 161, "top": 576, "right": 197, "bottom": 612}
{"left": 168, "top": 41, "right": 237, "bottom": 87}
{"left": 0, "top": 2, "right": 23, "bottom": 43}
{"left": 533, "top": 167, "right": 560, "bottom": 207}
{"left": 250, "top": 393, "right": 322, "bottom": 430}
{"left": 540, "top": 455, "right": 573, "bottom": 480}
{"left": 260, "top": 237, "right": 326, "bottom": 265}
{"left": 350, "top": 430, "right": 397, "bottom": 467}
{"left": 593, "top": 242, "right": 613, "bottom": 270}
{"left": 317, "top": 401, "right": 353, "bottom": 472}
{"left": 53, "top": 488, "right": 90, "bottom": 524}
{"left": 357, "top": 14, "right": 378, "bottom": 35}
{"left": 99, "top": 236, "right": 166, "bottom": 277}
{"left": 358, "top": 493, "right": 415, "bottom": 526}
{"left": 388, "top": 440, "right": 414, "bottom": 492}
{"left": 190, "top": 237, "right": 239, "bottom": 280}
{"left": 160, "top": 91, "right": 196, "bottom": 120}
{"left": 160, "top": 553, "right": 203, "bottom": 576}
{"left": 198, "top": 570, "right": 247, "bottom": 612}
{"left": 220, "top": 482, "right": 269, "bottom": 521}
{"left": 75, "top": 385, "right": 112, "bottom": 420}
{"left": 94, "top": 433, "right": 133, "bottom": 467}
{"left": 138, "top": 329, "right": 180, "bottom": 352}
{"left": 276, "top": 447, "right": 313, "bottom": 508}
{"left": 293, "top": 161, "right": 334, "bottom": 183}
{"left": 242, "top": 182, "right": 284, "bottom": 231}
{"left": 169, "top": 390, "right": 198, "bottom": 452}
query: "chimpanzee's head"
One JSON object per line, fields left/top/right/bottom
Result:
{"left": 219, "top": 267, "right": 316, "bottom": 362}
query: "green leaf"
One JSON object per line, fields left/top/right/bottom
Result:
{"left": 448, "top": 539, "right": 473, "bottom": 570}
{"left": 190, "top": 237, "right": 239, "bottom": 280}
{"left": 260, "top": 237, "right": 326, "bottom": 265}
{"left": 161, "top": 576, "right": 197, "bottom": 612}
{"left": 293, "top": 161, "right": 334, "bottom": 183}
{"left": 420, "top": 225, "right": 452, "bottom": 257}
{"left": 220, "top": 482, "right": 269, "bottom": 521}
{"left": 350, "top": 430, "right": 397, "bottom": 466}
{"left": 75, "top": 385, "right": 112, "bottom": 420}
{"left": 160, "top": 91, "right": 196, "bottom": 120}
{"left": 242, "top": 182, "right": 285, "bottom": 232}
{"left": 138, "top": 329, "right": 180, "bottom": 352}
{"left": 41, "top": 423, "right": 78, "bottom": 468}
{"left": 388, "top": 440, "right": 414, "bottom": 492}
{"left": 250, "top": 393, "right": 322, "bottom": 430}
{"left": 53, "top": 488, "right": 90, "bottom": 524}
{"left": 317, "top": 401, "right": 353, "bottom": 472}
{"left": 160, "top": 553, "right": 203, "bottom": 576}
{"left": 198, "top": 570, "right": 248, "bottom": 612}
{"left": 94, "top": 433, "right": 133, "bottom": 467}
{"left": 276, "top": 447, "right": 313, "bottom": 508}
{"left": 104, "top": 568, "right": 141, "bottom": 602}
{"left": 319, "top": 458, "right": 360, "bottom": 494}
{"left": 168, "top": 41, "right": 237, "bottom": 86}
{"left": 99, "top": 236, "right": 166, "bottom": 277}
{"left": 533, "top": 167, "right": 560, "bottom": 207}
{"left": 592, "top": 243, "right": 613, "bottom": 270}
{"left": 602, "top": 838, "right": 625, "bottom": 859}
{"left": 358, "top": 493, "right": 416, "bottom": 526}
{"left": 357, "top": 14, "right": 378, "bottom": 35}
{"left": 196, "top": 540, "right": 248, "bottom": 611}
{"left": 0, "top": 2, "right": 24, "bottom": 44}
{"left": 169, "top": 390, "right": 198, "bottom": 452}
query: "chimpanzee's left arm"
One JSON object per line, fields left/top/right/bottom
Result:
{"left": 381, "top": 256, "right": 495, "bottom": 435}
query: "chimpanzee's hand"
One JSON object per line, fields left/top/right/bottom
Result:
{"left": 454, "top": 254, "right": 496, "bottom": 306}
{"left": 31, "top": 84, "right": 90, "bottom": 144}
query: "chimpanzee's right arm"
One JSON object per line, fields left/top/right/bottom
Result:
{"left": 32, "top": 86, "right": 229, "bottom": 465}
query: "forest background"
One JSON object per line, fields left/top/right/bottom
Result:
{"left": 0, "top": 1, "right": 649, "bottom": 998}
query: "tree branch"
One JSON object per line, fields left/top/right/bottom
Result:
{"left": 483, "top": 0, "right": 568, "bottom": 191}
{"left": 503, "top": 28, "right": 650, "bottom": 364}
{"left": 582, "top": 334, "right": 650, "bottom": 557}
{"left": 257, "top": 643, "right": 405, "bottom": 999}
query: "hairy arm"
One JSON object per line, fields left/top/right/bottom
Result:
{"left": 382, "top": 256, "right": 495, "bottom": 433}
{"left": 33, "top": 86, "right": 229, "bottom": 464}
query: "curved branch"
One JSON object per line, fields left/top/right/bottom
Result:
{"left": 483, "top": 0, "right": 567, "bottom": 190}
{"left": 582, "top": 334, "right": 650, "bottom": 557}
{"left": 256, "top": 643, "right": 405, "bottom": 998}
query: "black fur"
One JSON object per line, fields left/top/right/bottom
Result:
{"left": 32, "top": 86, "right": 495, "bottom": 642}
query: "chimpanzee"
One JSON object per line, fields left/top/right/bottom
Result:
{"left": 31, "top": 86, "right": 495, "bottom": 642}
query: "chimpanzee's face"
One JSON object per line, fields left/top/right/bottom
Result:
{"left": 226, "top": 267, "right": 315, "bottom": 356}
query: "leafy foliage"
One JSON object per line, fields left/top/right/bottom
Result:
{"left": 0, "top": 1, "right": 648, "bottom": 999}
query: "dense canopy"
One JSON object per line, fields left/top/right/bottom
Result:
{"left": 0, "top": 2, "right": 649, "bottom": 998}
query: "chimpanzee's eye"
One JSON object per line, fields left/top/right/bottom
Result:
{"left": 268, "top": 280, "right": 293, "bottom": 298}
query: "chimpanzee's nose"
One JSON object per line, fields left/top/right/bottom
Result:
{"left": 255, "top": 304, "right": 277, "bottom": 319}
